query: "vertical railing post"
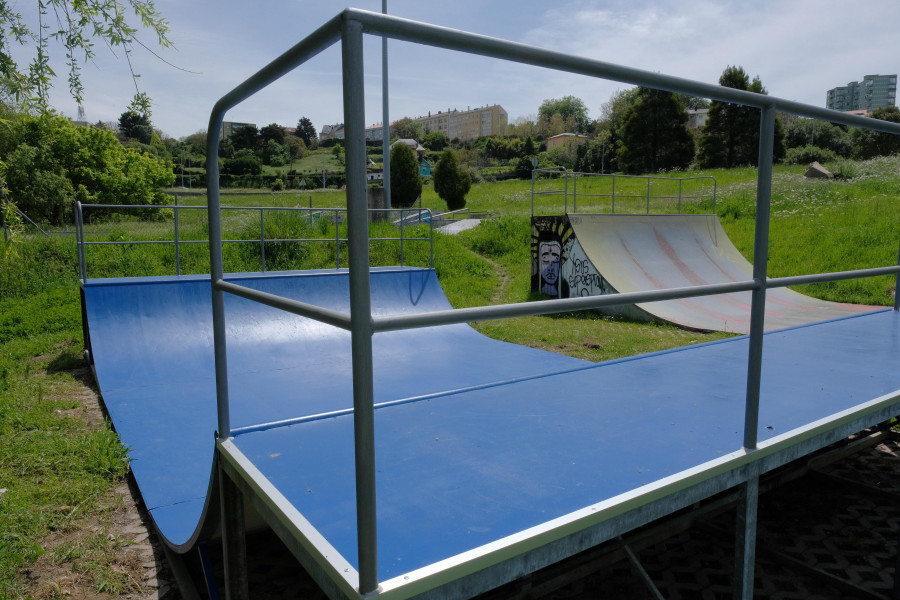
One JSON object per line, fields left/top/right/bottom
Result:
{"left": 645, "top": 177, "right": 650, "bottom": 214}
{"left": 259, "top": 208, "right": 266, "bottom": 272}
{"left": 174, "top": 195, "right": 181, "bottom": 276}
{"left": 678, "top": 179, "right": 683, "bottom": 214}
{"left": 399, "top": 210, "right": 405, "bottom": 267}
{"left": 342, "top": 15, "right": 380, "bottom": 596}
{"left": 75, "top": 202, "right": 86, "bottom": 282}
{"left": 713, "top": 178, "right": 718, "bottom": 214}
{"left": 743, "top": 103, "right": 775, "bottom": 452}
{"left": 573, "top": 172, "right": 578, "bottom": 213}
{"left": 564, "top": 169, "right": 569, "bottom": 214}
{"left": 207, "top": 109, "right": 230, "bottom": 443}
{"left": 335, "top": 210, "right": 341, "bottom": 269}
{"left": 611, "top": 175, "right": 616, "bottom": 213}
{"left": 732, "top": 103, "right": 775, "bottom": 600}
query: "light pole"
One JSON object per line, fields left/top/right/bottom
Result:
{"left": 382, "top": 0, "right": 391, "bottom": 209}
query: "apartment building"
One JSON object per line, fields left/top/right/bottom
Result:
{"left": 415, "top": 104, "right": 507, "bottom": 141}
{"left": 320, "top": 104, "right": 509, "bottom": 143}
{"left": 826, "top": 74, "right": 897, "bottom": 112}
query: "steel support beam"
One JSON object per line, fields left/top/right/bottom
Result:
{"left": 733, "top": 475, "right": 760, "bottom": 600}
{"left": 220, "top": 467, "right": 249, "bottom": 600}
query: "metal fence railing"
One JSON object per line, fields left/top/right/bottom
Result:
{"left": 531, "top": 168, "right": 717, "bottom": 216}
{"left": 75, "top": 202, "right": 434, "bottom": 281}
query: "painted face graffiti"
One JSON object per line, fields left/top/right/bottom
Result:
{"left": 539, "top": 240, "right": 561, "bottom": 294}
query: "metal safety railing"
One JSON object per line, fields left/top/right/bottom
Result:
{"left": 531, "top": 168, "right": 717, "bottom": 216}
{"left": 204, "top": 9, "right": 900, "bottom": 598}
{"left": 74, "top": 202, "right": 434, "bottom": 281}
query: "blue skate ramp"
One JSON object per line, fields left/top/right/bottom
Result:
{"left": 82, "top": 267, "right": 900, "bottom": 596}
{"left": 81, "top": 267, "right": 589, "bottom": 549}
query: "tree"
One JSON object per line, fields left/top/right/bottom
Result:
{"left": 433, "top": 149, "right": 471, "bottom": 211}
{"left": 262, "top": 140, "right": 288, "bottom": 166}
{"left": 594, "top": 88, "right": 640, "bottom": 173}
{"left": 295, "top": 117, "right": 317, "bottom": 148}
{"left": 230, "top": 124, "right": 260, "bottom": 152}
{"left": 677, "top": 94, "right": 710, "bottom": 111}
{"left": 260, "top": 123, "right": 286, "bottom": 145}
{"left": 392, "top": 119, "right": 423, "bottom": 142}
{"left": 0, "top": 0, "right": 171, "bottom": 112}
{"left": 538, "top": 96, "right": 591, "bottom": 134}
{"left": 697, "top": 66, "right": 785, "bottom": 168}
{"left": 282, "top": 136, "right": 308, "bottom": 168}
{"left": 422, "top": 131, "right": 449, "bottom": 152}
{"left": 616, "top": 87, "right": 695, "bottom": 174}
{"left": 3, "top": 113, "right": 174, "bottom": 225}
{"left": 118, "top": 110, "right": 154, "bottom": 144}
{"left": 850, "top": 106, "right": 900, "bottom": 159}
{"left": 389, "top": 142, "right": 422, "bottom": 208}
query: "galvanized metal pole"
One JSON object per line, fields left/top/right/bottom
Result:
{"left": 342, "top": 15, "right": 380, "bottom": 595}
{"left": 259, "top": 209, "right": 266, "bottom": 272}
{"left": 611, "top": 175, "right": 616, "bottom": 213}
{"left": 75, "top": 202, "right": 86, "bottom": 281}
{"left": 206, "top": 117, "right": 231, "bottom": 441}
{"left": 174, "top": 196, "right": 181, "bottom": 276}
{"left": 742, "top": 104, "right": 775, "bottom": 452}
{"left": 381, "top": 0, "right": 391, "bottom": 210}
{"left": 573, "top": 172, "right": 578, "bottom": 213}
{"left": 646, "top": 178, "right": 651, "bottom": 214}
{"left": 733, "top": 473, "right": 760, "bottom": 600}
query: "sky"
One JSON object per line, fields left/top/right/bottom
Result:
{"left": 21, "top": 0, "right": 900, "bottom": 139}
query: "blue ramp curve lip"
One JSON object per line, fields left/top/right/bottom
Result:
{"left": 81, "top": 267, "right": 589, "bottom": 550}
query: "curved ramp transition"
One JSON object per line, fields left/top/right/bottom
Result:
{"left": 544, "top": 214, "right": 877, "bottom": 333}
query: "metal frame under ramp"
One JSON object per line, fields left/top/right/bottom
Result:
{"left": 202, "top": 9, "right": 900, "bottom": 600}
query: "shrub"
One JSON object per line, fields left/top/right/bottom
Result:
{"left": 784, "top": 145, "right": 838, "bottom": 166}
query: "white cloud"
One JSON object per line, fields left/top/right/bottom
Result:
{"left": 39, "top": 0, "right": 900, "bottom": 137}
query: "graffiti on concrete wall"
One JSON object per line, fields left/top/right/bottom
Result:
{"left": 531, "top": 216, "right": 573, "bottom": 298}
{"left": 562, "top": 240, "right": 605, "bottom": 297}
{"left": 532, "top": 215, "right": 607, "bottom": 299}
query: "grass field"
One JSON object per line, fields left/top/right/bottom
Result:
{"left": 2, "top": 155, "right": 899, "bottom": 597}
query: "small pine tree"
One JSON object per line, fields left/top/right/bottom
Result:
{"left": 433, "top": 149, "right": 471, "bottom": 211}
{"left": 389, "top": 142, "right": 422, "bottom": 208}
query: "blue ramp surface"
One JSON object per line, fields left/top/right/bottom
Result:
{"left": 229, "top": 308, "right": 900, "bottom": 583}
{"left": 82, "top": 268, "right": 588, "bottom": 549}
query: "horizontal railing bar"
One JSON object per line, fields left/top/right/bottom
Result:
{"left": 214, "top": 280, "right": 352, "bottom": 331}
{"left": 372, "top": 280, "right": 758, "bottom": 333}
{"left": 769, "top": 265, "right": 900, "bottom": 288}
